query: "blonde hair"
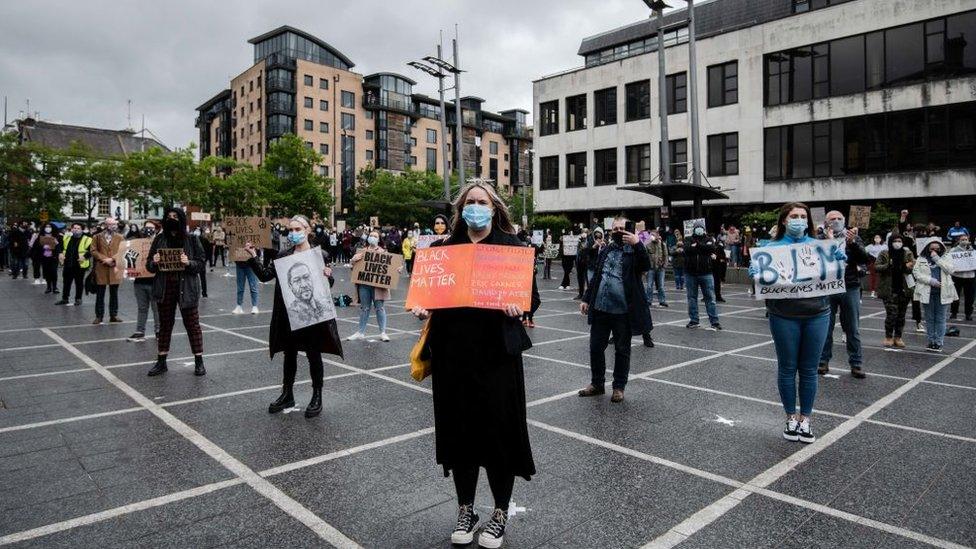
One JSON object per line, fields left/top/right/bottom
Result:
{"left": 450, "top": 182, "right": 515, "bottom": 235}
{"left": 290, "top": 215, "right": 311, "bottom": 229}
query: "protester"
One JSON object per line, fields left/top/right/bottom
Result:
{"left": 584, "top": 228, "right": 605, "bottom": 282}
{"left": 671, "top": 234, "right": 685, "bottom": 290}
{"left": 197, "top": 227, "right": 212, "bottom": 297}
{"left": 578, "top": 217, "right": 653, "bottom": 403}
{"left": 90, "top": 217, "right": 125, "bottom": 324}
{"left": 28, "top": 228, "right": 44, "bottom": 285}
{"left": 749, "top": 202, "right": 845, "bottom": 443}
{"left": 947, "top": 220, "right": 970, "bottom": 242}
{"left": 875, "top": 234, "right": 914, "bottom": 348}
{"left": 949, "top": 234, "right": 974, "bottom": 321}
{"left": 347, "top": 230, "right": 392, "bottom": 342}
{"left": 210, "top": 223, "right": 226, "bottom": 269}
{"left": 675, "top": 221, "right": 722, "bottom": 329}
{"left": 914, "top": 240, "right": 958, "bottom": 352}
{"left": 712, "top": 243, "right": 728, "bottom": 303}
{"left": 542, "top": 231, "right": 553, "bottom": 280}
{"left": 244, "top": 216, "right": 343, "bottom": 418}
{"left": 55, "top": 223, "right": 91, "bottom": 306}
{"left": 644, "top": 228, "right": 669, "bottom": 307}
{"left": 410, "top": 182, "right": 534, "bottom": 548}
{"left": 818, "top": 211, "right": 868, "bottom": 378}
{"left": 432, "top": 213, "right": 449, "bottom": 237}
{"left": 727, "top": 224, "right": 742, "bottom": 267}
{"left": 127, "top": 220, "right": 159, "bottom": 342}
{"left": 865, "top": 234, "right": 886, "bottom": 298}
{"left": 233, "top": 249, "right": 260, "bottom": 315}
{"left": 38, "top": 224, "right": 61, "bottom": 294}
{"left": 558, "top": 230, "right": 576, "bottom": 290}
{"left": 0, "top": 225, "right": 8, "bottom": 271}
{"left": 899, "top": 225, "right": 925, "bottom": 333}
{"left": 574, "top": 228, "right": 589, "bottom": 300}
{"left": 8, "top": 223, "right": 29, "bottom": 279}
{"left": 145, "top": 207, "right": 206, "bottom": 376}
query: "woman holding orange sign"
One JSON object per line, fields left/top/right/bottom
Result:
{"left": 411, "top": 182, "right": 535, "bottom": 549}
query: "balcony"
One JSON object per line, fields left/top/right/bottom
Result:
{"left": 267, "top": 99, "right": 296, "bottom": 116}
{"left": 267, "top": 121, "right": 293, "bottom": 138}
{"left": 362, "top": 95, "right": 419, "bottom": 118}
{"left": 505, "top": 126, "right": 531, "bottom": 140}
{"left": 266, "top": 75, "right": 295, "bottom": 93}
{"left": 264, "top": 52, "right": 297, "bottom": 70}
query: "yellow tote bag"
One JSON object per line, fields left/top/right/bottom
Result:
{"left": 410, "top": 319, "right": 432, "bottom": 381}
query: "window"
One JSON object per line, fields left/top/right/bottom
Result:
{"left": 363, "top": 130, "right": 372, "bottom": 140}
{"left": 319, "top": 144, "right": 329, "bottom": 155}
{"left": 97, "top": 197, "right": 110, "bottom": 217}
{"left": 566, "top": 152, "right": 587, "bottom": 188}
{"left": 625, "top": 80, "right": 650, "bottom": 121}
{"left": 669, "top": 139, "right": 688, "bottom": 180}
{"left": 320, "top": 122, "right": 329, "bottom": 133}
{"left": 708, "top": 61, "right": 738, "bottom": 107}
{"left": 257, "top": 75, "right": 261, "bottom": 88}
{"left": 666, "top": 73, "right": 687, "bottom": 114}
{"left": 427, "top": 128, "right": 437, "bottom": 143}
{"left": 887, "top": 23, "right": 925, "bottom": 86}
{"left": 249, "top": 102, "right": 253, "bottom": 113}
{"left": 410, "top": 137, "right": 417, "bottom": 147}
{"left": 319, "top": 100, "right": 328, "bottom": 111}
{"left": 319, "top": 166, "right": 328, "bottom": 176}
{"left": 594, "top": 148, "right": 617, "bottom": 186}
{"left": 866, "top": 31, "right": 885, "bottom": 89}
{"left": 792, "top": 0, "right": 854, "bottom": 13}
{"left": 707, "top": 133, "right": 738, "bottom": 176}
{"left": 250, "top": 80, "right": 254, "bottom": 92}
{"left": 319, "top": 78, "right": 329, "bottom": 90}
{"left": 341, "top": 113, "right": 355, "bottom": 131}
{"left": 489, "top": 158, "right": 498, "bottom": 181}
{"left": 625, "top": 144, "right": 651, "bottom": 183}
{"left": 830, "top": 36, "right": 865, "bottom": 96}
{"left": 366, "top": 110, "right": 373, "bottom": 119}
{"left": 539, "top": 100, "right": 559, "bottom": 136}
{"left": 426, "top": 147, "right": 437, "bottom": 171}
{"left": 303, "top": 74, "right": 313, "bottom": 86}
{"left": 304, "top": 96, "right": 313, "bottom": 108}
{"left": 489, "top": 141, "right": 498, "bottom": 155}
{"left": 304, "top": 141, "right": 313, "bottom": 149}
{"left": 341, "top": 90, "right": 355, "bottom": 108}
{"left": 566, "top": 94, "right": 587, "bottom": 131}
{"left": 540, "top": 156, "right": 559, "bottom": 190}
{"left": 366, "top": 150, "right": 374, "bottom": 161}
{"left": 303, "top": 119, "right": 313, "bottom": 131}
{"left": 594, "top": 87, "right": 617, "bottom": 126}
{"left": 249, "top": 145, "right": 253, "bottom": 156}
{"left": 947, "top": 12, "right": 976, "bottom": 76}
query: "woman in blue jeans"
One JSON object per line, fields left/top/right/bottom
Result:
{"left": 347, "top": 230, "right": 397, "bottom": 341}
{"left": 233, "top": 258, "right": 260, "bottom": 314}
{"left": 750, "top": 202, "right": 846, "bottom": 444}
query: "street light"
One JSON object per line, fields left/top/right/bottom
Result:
{"left": 408, "top": 55, "right": 452, "bottom": 203}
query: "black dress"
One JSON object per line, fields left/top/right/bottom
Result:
{"left": 248, "top": 247, "right": 343, "bottom": 360}
{"left": 426, "top": 228, "right": 536, "bottom": 481}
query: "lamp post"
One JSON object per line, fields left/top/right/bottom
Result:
{"left": 643, "top": 0, "right": 672, "bottom": 185}
{"left": 523, "top": 148, "right": 534, "bottom": 228}
{"left": 684, "top": 0, "right": 702, "bottom": 187}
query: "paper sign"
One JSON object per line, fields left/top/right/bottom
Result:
{"left": 531, "top": 230, "right": 543, "bottom": 246}
{"left": 190, "top": 212, "right": 211, "bottom": 221}
{"left": 750, "top": 240, "right": 847, "bottom": 300}
{"left": 120, "top": 238, "right": 153, "bottom": 278}
{"left": 405, "top": 244, "right": 535, "bottom": 310}
{"left": 603, "top": 217, "right": 614, "bottom": 230}
{"left": 416, "top": 234, "right": 449, "bottom": 249}
{"left": 561, "top": 235, "right": 579, "bottom": 256}
{"left": 224, "top": 216, "right": 271, "bottom": 261}
{"left": 849, "top": 205, "right": 871, "bottom": 230}
{"left": 351, "top": 249, "right": 403, "bottom": 290}
{"left": 950, "top": 249, "right": 976, "bottom": 272}
{"left": 635, "top": 221, "right": 646, "bottom": 233}
{"left": 274, "top": 247, "right": 336, "bottom": 330}
{"left": 543, "top": 244, "right": 560, "bottom": 259}
{"left": 684, "top": 218, "right": 706, "bottom": 237}
{"left": 156, "top": 248, "right": 184, "bottom": 272}
{"left": 915, "top": 236, "right": 939, "bottom": 255}
{"left": 810, "top": 207, "right": 826, "bottom": 228}
{"left": 336, "top": 220, "right": 346, "bottom": 232}
{"left": 369, "top": 216, "right": 379, "bottom": 228}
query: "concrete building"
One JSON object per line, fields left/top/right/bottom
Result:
{"left": 533, "top": 0, "right": 976, "bottom": 228}
{"left": 196, "top": 26, "right": 532, "bottom": 221}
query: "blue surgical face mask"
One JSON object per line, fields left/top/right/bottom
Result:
{"left": 693, "top": 227, "right": 704, "bottom": 236}
{"left": 462, "top": 204, "right": 493, "bottom": 230}
{"left": 287, "top": 231, "right": 306, "bottom": 245}
{"left": 786, "top": 218, "right": 807, "bottom": 237}
{"left": 367, "top": 236, "right": 379, "bottom": 246}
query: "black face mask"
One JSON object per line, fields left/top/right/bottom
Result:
{"left": 163, "top": 218, "right": 181, "bottom": 233}
{"left": 611, "top": 232, "right": 624, "bottom": 245}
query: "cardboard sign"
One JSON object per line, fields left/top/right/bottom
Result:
{"left": 351, "top": 249, "right": 403, "bottom": 290}
{"left": 750, "top": 240, "right": 847, "bottom": 300}
{"left": 915, "top": 236, "right": 939, "bottom": 255}
{"left": 416, "top": 234, "right": 449, "bottom": 249}
{"left": 120, "top": 238, "right": 153, "bottom": 278}
{"left": 224, "top": 216, "right": 271, "bottom": 261}
{"left": 810, "top": 207, "right": 826, "bottom": 228}
{"left": 849, "top": 205, "right": 871, "bottom": 230}
{"left": 950, "top": 249, "right": 976, "bottom": 272}
{"left": 156, "top": 248, "right": 184, "bottom": 272}
{"left": 561, "top": 235, "right": 579, "bottom": 256}
{"left": 405, "top": 244, "right": 535, "bottom": 311}
{"left": 369, "top": 216, "right": 379, "bottom": 228}
{"left": 543, "top": 244, "right": 560, "bottom": 259}
{"left": 190, "top": 212, "right": 211, "bottom": 221}
{"left": 336, "top": 220, "right": 346, "bottom": 232}
{"left": 635, "top": 221, "right": 646, "bottom": 233}
{"left": 531, "top": 230, "right": 543, "bottom": 246}
{"left": 684, "top": 218, "right": 706, "bottom": 237}
{"left": 274, "top": 247, "right": 336, "bottom": 330}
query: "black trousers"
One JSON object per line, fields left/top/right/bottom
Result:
{"left": 951, "top": 276, "right": 975, "bottom": 318}
{"left": 94, "top": 284, "right": 119, "bottom": 319}
{"left": 62, "top": 265, "right": 85, "bottom": 302}
{"left": 199, "top": 269, "right": 208, "bottom": 297}
{"left": 576, "top": 262, "right": 587, "bottom": 297}
{"left": 453, "top": 465, "right": 515, "bottom": 511}
{"left": 283, "top": 349, "right": 324, "bottom": 389}
{"left": 560, "top": 256, "right": 575, "bottom": 287}
{"left": 589, "top": 310, "right": 632, "bottom": 390}
{"left": 42, "top": 257, "right": 58, "bottom": 289}
{"left": 32, "top": 258, "right": 41, "bottom": 279}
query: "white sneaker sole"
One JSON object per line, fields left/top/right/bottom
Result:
{"left": 477, "top": 533, "right": 504, "bottom": 549}
{"left": 451, "top": 529, "right": 475, "bottom": 545}
{"left": 798, "top": 435, "right": 815, "bottom": 444}
{"left": 783, "top": 432, "right": 799, "bottom": 442}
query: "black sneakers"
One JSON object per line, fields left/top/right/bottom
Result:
{"left": 478, "top": 508, "right": 508, "bottom": 549}
{"left": 783, "top": 417, "right": 799, "bottom": 441}
{"left": 851, "top": 366, "right": 866, "bottom": 379}
{"left": 127, "top": 332, "right": 146, "bottom": 342}
{"left": 797, "top": 418, "right": 815, "bottom": 443}
{"left": 686, "top": 321, "right": 700, "bottom": 329}
{"left": 817, "top": 363, "right": 829, "bottom": 375}
{"left": 710, "top": 323, "right": 723, "bottom": 331}
{"left": 451, "top": 504, "right": 479, "bottom": 545}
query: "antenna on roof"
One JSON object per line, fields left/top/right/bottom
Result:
{"left": 127, "top": 99, "right": 133, "bottom": 131}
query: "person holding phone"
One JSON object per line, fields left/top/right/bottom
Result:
{"left": 578, "top": 216, "right": 652, "bottom": 403}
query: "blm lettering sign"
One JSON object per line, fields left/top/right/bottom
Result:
{"left": 156, "top": 248, "right": 184, "bottom": 272}
{"left": 224, "top": 217, "right": 271, "bottom": 261}
{"left": 351, "top": 249, "right": 403, "bottom": 290}
{"left": 405, "top": 243, "right": 534, "bottom": 311}
{"left": 750, "top": 240, "right": 847, "bottom": 300}
{"left": 950, "top": 249, "right": 976, "bottom": 272}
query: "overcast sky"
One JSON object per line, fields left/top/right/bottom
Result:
{"left": 0, "top": 0, "right": 669, "bottom": 150}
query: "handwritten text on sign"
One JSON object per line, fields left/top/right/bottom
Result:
{"left": 224, "top": 217, "right": 271, "bottom": 261}
{"left": 351, "top": 249, "right": 403, "bottom": 290}
{"left": 751, "top": 240, "right": 847, "bottom": 300}
{"left": 950, "top": 249, "right": 976, "bottom": 272}
{"left": 156, "top": 248, "right": 185, "bottom": 272}
{"left": 405, "top": 244, "right": 534, "bottom": 310}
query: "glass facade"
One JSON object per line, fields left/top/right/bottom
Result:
{"left": 594, "top": 87, "right": 617, "bottom": 126}
{"left": 540, "top": 101, "right": 559, "bottom": 136}
{"left": 540, "top": 156, "right": 559, "bottom": 190}
{"left": 584, "top": 26, "right": 689, "bottom": 68}
{"left": 625, "top": 144, "right": 651, "bottom": 183}
{"left": 594, "top": 148, "right": 617, "bottom": 186}
{"left": 253, "top": 31, "right": 351, "bottom": 71}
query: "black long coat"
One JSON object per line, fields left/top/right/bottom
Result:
{"left": 248, "top": 247, "right": 343, "bottom": 360}
{"left": 583, "top": 241, "right": 653, "bottom": 334}
{"left": 425, "top": 228, "right": 536, "bottom": 480}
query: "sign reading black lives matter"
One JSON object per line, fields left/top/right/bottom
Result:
{"left": 351, "top": 249, "right": 403, "bottom": 290}
{"left": 156, "top": 248, "right": 185, "bottom": 272}
{"left": 224, "top": 217, "right": 271, "bottom": 261}
{"left": 750, "top": 240, "right": 848, "bottom": 300}
{"left": 274, "top": 247, "right": 336, "bottom": 331}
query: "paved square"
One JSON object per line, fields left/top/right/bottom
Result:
{"left": 1, "top": 267, "right": 973, "bottom": 548}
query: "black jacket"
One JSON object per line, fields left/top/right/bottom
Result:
{"left": 676, "top": 234, "right": 716, "bottom": 276}
{"left": 583, "top": 241, "right": 653, "bottom": 334}
{"left": 145, "top": 208, "right": 206, "bottom": 309}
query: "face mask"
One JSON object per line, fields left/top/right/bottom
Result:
{"left": 163, "top": 218, "right": 181, "bottom": 233}
{"left": 611, "top": 232, "right": 624, "bottom": 245}
{"left": 693, "top": 227, "right": 704, "bottom": 236}
{"left": 829, "top": 219, "right": 845, "bottom": 234}
{"left": 462, "top": 204, "right": 493, "bottom": 230}
{"left": 288, "top": 232, "right": 306, "bottom": 245}
{"left": 367, "top": 236, "right": 379, "bottom": 246}
{"left": 786, "top": 218, "right": 807, "bottom": 237}
{"left": 44, "top": 227, "right": 52, "bottom": 234}
{"left": 72, "top": 229, "right": 82, "bottom": 237}
{"left": 960, "top": 240, "right": 971, "bottom": 248}
{"left": 892, "top": 242, "right": 903, "bottom": 250}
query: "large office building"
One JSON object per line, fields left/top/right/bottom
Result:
{"left": 533, "top": 0, "right": 976, "bottom": 227}
{"left": 196, "top": 26, "right": 532, "bottom": 220}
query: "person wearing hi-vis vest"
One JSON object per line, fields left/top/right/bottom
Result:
{"left": 55, "top": 222, "right": 92, "bottom": 307}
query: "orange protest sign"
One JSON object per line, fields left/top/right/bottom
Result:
{"left": 405, "top": 243, "right": 535, "bottom": 311}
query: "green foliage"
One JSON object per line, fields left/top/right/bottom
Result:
{"left": 532, "top": 214, "right": 572, "bottom": 234}
{"left": 0, "top": 134, "right": 67, "bottom": 222}
{"left": 354, "top": 166, "right": 447, "bottom": 228}
{"left": 198, "top": 163, "right": 275, "bottom": 218}
{"left": 505, "top": 185, "right": 534, "bottom": 229}
{"left": 867, "top": 203, "right": 899, "bottom": 240}
{"left": 262, "top": 134, "right": 334, "bottom": 218}
{"left": 740, "top": 208, "right": 779, "bottom": 231}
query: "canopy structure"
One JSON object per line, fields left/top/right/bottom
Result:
{"left": 618, "top": 182, "right": 728, "bottom": 217}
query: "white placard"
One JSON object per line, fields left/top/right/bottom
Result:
{"left": 273, "top": 247, "right": 336, "bottom": 330}
{"left": 561, "top": 235, "right": 579, "bottom": 256}
{"left": 416, "top": 234, "right": 449, "bottom": 249}
{"left": 683, "top": 218, "right": 706, "bottom": 237}
{"left": 750, "top": 240, "right": 848, "bottom": 300}
{"left": 950, "top": 249, "right": 976, "bottom": 272}
{"left": 531, "top": 230, "right": 543, "bottom": 246}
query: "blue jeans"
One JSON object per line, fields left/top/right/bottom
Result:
{"left": 9, "top": 256, "right": 27, "bottom": 277}
{"left": 646, "top": 268, "right": 666, "bottom": 304}
{"left": 923, "top": 299, "right": 948, "bottom": 346}
{"left": 673, "top": 267, "right": 684, "bottom": 289}
{"left": 819, "top": 287, "right": 863, "bottom": 367}
{"left": 357, "top": 285, "right": 387, "bottom": 334}
{"left": 769, "top": 312, "right": 830, "bottom": 416}
{"left": 235, "top": 264, "right": 259, "bottom": 306}
{"left": 684, "top": 273, "right": 719, "bottom": 325}
{"left": 589, "top": 310, "right": 631, "bottom": 390}
{"left": 730, "top": 245, "right": 742, "bottom": 266}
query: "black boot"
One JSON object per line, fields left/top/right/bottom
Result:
{"left": 642, "top": 333, "right": 655, "bottom": 348}
{"left": 305, "top": 388, "right": 322, "bottom": 418}
{"left": 193, "top": 355, "right": 206, "bottom": 376}
{"left": 268, "top": 387, "right": 295, "bottom": 414}
{"left": 147, "top": 355, "right": 168, "bottom": 376}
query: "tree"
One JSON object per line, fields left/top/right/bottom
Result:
{"left": 740, "top": 208, "right": 779, "bottom": 231}
{"left": 867, "top": 203, "right": 899, "bottom": 240}
{"left": 199, "top": 163, "right": 275, "bottom": 218}
{"left": 262, "top": 134, "right": 334, "bottom": 218}
{"left": 505, "top": 184, "right": 535, "bottom": 229}
{"left": 533, "top": 214, "right": 572, "bottom": 235}
{"left": 354, "top": 166, "right": 445, "bottom": 227}
{"left": 59, "top": 142, "right": 124, "bottom": 223}
{"left": 120, "top": 144, "right": 209, "bottom": 211}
